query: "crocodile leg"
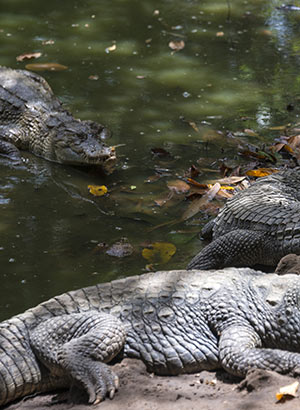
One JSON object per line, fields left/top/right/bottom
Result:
{"left": 0, "top": 138, "right": 21, "bottom": 160}
{"left": 219, "top": 325, "right": 300, "bottom": 376}
{"left": 187, "top": 229, "right": 276, "bottom": 270}
{"left": 30, "top": 311, "right": 127, "bottom": 404}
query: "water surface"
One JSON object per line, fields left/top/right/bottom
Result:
{"left": 0, "top": 0, "right": 299, "bottom": 318}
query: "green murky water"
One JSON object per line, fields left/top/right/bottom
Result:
{"left": 0, "top": 0, "right": 299, "bottom": 319}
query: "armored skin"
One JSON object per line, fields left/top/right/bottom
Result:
{"left": 1, "top": 267, "right": 300, "bottom": 405}
{"left": 188, "top": 168, "right": 300, "bottom": 270}
{"left": 0, "top": 67, "right": 116, "bottom": 173}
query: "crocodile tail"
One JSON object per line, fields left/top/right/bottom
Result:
{"left": 0, "top": 319, "right": 42, "bottom": 405}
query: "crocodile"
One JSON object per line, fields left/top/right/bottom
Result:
{"left": 0, "top": 67, "right": 116, "bottom": 173}
{"left": 2, "top": 266, "right": 300, "bottom": 406}
{"left": 187, "top": 167, "right": 300, "bottom": 270}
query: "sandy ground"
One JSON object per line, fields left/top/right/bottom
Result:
{"left": 5, "top": 358, "right": 300, "bottom": 410}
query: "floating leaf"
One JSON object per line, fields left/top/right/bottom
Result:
{"left": 42, "top": 39, "right": 55, "bottom": 45}
{"left": 218, "top": 185, "right": 234, "bottom": 191}
{"left": 88, "top": 185, "right": 108, "bottom": 196}
{"left": 215, "top": 176, "right": 246, "bottom": 184}
{"left": 268, "top": 125, "right": 289, "bottom": 131}
{"left": 284, "top": 144, "right": 294, "bottom": 153}
{"left": 105, "top": 44, "right": 117, "bottom": 53}
{"left": 245, "top": 168, "right": 278, "bottom": 178}
{"left": 106, "top": 239, "right": 133, "bottom": 258}
{"left": 151, "top": 147, "right": 171, "bottom": 158}
{"left": 239, "top": 148, "right": 277, "bottom": 163}
{"left": 186, "top": 165, "right": 200, "bottom": 178}
{"left": 276, "top": 381, "right": 299, "bottom": 402}
{"left": 243, "top": 128, "right": 258, "bottom": 137}
{"left": 142, "top": 242, "right": 176, "bottom": 264}
{"left": 188, "top": 121, "right": 199, "bottom": 132}
{"left": 182, "top": 183, "right": 220, "bottom": 221}
{"left": 144, "top": 174, "right": 162, "bottom": 183}
{"left": 154, "top": 195, "right": 171, "bottom": 207}
{"left": 186, "top": 178, "right": 208, "bottom": 189}
{"left": 25, "top": 63, "right": 68, "bottom": 71}
{"left": 168, "top": 40, "right": 185, "bottom": 54}
{"left": 217, "top": 189, "right": 234, "bottom": 198}
{"left": 167, "top": 180, "right": 190, "bottom": 194}
{"left": 286, "top": 135, "right": 300, "bottom": 158}
{"left": 16, "top": 52, "right": 42, "bottom": 62}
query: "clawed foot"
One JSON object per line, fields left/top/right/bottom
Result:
{"left": 70, "top": 361, "right": 119, "bottom": 404}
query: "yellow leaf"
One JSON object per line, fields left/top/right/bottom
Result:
{"left": 284, "top": 144, "right": 294, "bottom": 153}
{"left": 219, "top": 185, "right": 234, "bottom": 190}
{"left": 88, "top": 185, "right": 108, "bottom": 196}
{"left": 245, "top": 168, "right": 278, "bottom": 178}
{"left": 142, "top": 242, "right": 176, "bottom": 264}
{"left": 276, "top": 381, "right": 299, "bottom": 401}
{"left": 208, "top": 184, "right": 234, "bottom": 190}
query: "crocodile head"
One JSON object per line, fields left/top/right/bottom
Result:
{"left": 45, "top": 117, "right": 117, "bottom": 173}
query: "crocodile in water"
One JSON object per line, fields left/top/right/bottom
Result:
{"left": 0, "top": 67, "right": 116, "bottom": 173}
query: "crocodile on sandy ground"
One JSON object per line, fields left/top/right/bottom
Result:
{"left": 2, "top": 262, "right": 300, "bottom": 406}
{"left": 187, "top": 167, "right": 300, "bottom": 270}
{"left": 0, "top": 67, "right": 116, "bottom": 173}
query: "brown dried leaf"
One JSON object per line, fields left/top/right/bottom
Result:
{"left": 217, "top": 189, "right": 233, "bottom": 199}
{"left": 215, "top": 176, "right": 246, "bottom": 185}
{"left": 154, "top": 192, "right": 173, "bottom": 207}
{"left": 186, "top": 165, "right": 200, "bottom": 178}
{"left": 16, "top": 52, "right": 42, "bottom": 62}
{"left": 276, "top": 381, "right": 299, "bottom": 401}
{"left": 287, "top": 135, "right": 300, "bottom": 157}
{"left": 182, "top": 183, "right": 220, "bottom": 221}
{"left": 188, "top": 121, "right": 199, "bottom": 132}
{"left": 167, "top": 179, "right": 190, "bottom": 194}
{"left": 151, "top": 147, "right": 171, "bottom": 158}
{"left": 271, "top": 142, "right": 286, "bottom": 153}
{"left": 25, "top": 63, "right": 68, "bottom": 71}
{"left": 269, "top": 125, "right": 288, "bottom": 131}
{"left": 42, "top": 39, "right": 55, "bottom": 45}
{"left": 144, "top": 174, "right": 162, "bottom": 183}
{"left": 186, "top": 178, "right": 208, "bottom": 189}
{"left": 168, "top": 40, "right": 185, "bottom": 53}
{"left": 243, "top": 128, "right": 258, "bottom": 137}
{"left": 106, "top": 239, "right": 133, "bottom": 258}
{"left": 105, "top": 44, "right": 117, "bottom": 53}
